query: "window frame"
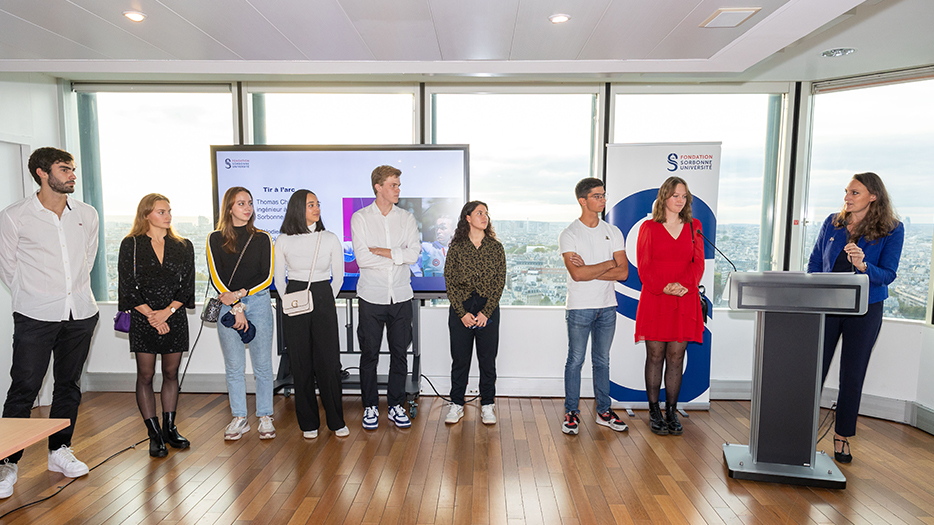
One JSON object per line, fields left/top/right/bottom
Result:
{"left": 610, "top": 82, "right": 796, "bottom": 307}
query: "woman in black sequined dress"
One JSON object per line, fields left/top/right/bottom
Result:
{"left": 118, "top": 194, "right": 195, "bottom": 457}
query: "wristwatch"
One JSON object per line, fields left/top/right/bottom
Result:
{"left": 170, "top": 306, "right": 177, "bottom": 314}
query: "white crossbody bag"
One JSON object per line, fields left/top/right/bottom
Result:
{"left": 281, "top": 232, "right": 322, "bottom": 317}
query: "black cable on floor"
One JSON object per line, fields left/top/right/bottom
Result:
{"left": 817, "top": 402, "right": 837, "bottom": 444}
{"left": 0, "top": 437, "right": 148, "bottom": 520}
{"left": 338, "top": 366, "right": 480, "bottom": 405}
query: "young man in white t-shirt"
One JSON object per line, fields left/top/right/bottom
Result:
{"left": 558, "top": 178, "right": 629, "bottom": 435}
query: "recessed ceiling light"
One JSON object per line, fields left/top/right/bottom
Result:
{"left": 820, "top": 48, "right": 856, "bottom": 58}
{"left": 123, "top": 10, "right": 147, "bottom": 22}
{"left": 549, "top": 13, "right": 570, "bottom": 24}
{"left": 700, "top": 8, "right": 761, "bottom": 28}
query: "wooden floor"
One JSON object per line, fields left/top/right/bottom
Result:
{"left": 2, "top": 393, "right": 933, "bottom": 524}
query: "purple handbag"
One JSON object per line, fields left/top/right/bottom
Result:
{"left": 114, "top": 311, "right": 131, "bottom": 333}
{"left": 115, "top": 237, "right": 137, "bottom": 333}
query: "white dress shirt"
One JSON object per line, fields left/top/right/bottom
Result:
{"left": 0, "top": 193, "right": 100, "bottom": 321}
{"left": 274, "top": 230, "right": 345, "bottom": 298}
{"left": 350, "top": 202, "right": 421, "bottom": 305}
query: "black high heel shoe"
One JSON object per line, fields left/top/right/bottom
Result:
{"left": 833, "top": 436, "right": 852, "bottom": 463}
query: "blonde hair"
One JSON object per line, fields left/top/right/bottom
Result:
{"left": 127, "top": 194, "right": 183, "bottom": 242}
{"left": 652, "top": 176, "right": 693, "bottom": 224}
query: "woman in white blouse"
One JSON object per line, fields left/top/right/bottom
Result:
{"left": 274, "top": 190, "right": 348, "bottom": 439}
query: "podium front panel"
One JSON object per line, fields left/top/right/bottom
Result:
{"left": 730, "top": 272, "right": 868, "bottom": 315}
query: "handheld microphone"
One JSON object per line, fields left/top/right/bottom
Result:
{"left": 696, "top": 229, "right": 737, "bottom": 272}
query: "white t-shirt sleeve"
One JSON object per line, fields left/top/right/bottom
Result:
{"left": 558, "top": 226, "right": 576, "bottom": 255}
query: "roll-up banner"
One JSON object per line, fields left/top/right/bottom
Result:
{"left": 605, "top": 142, "right": 721, "bottom": 409}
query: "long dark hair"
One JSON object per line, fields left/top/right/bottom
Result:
{"left": 652, "top": 176, "right": 693, "bottom": 224}
{"left": 280, "top": 189, "right": 324, "bottom": 235}
{"left": 450, "top": 200, "right": 497, "bottom": 246}
{"left": 216, "top": 186, "right": 258, "bottom": 253}
{"left": 833, "top": 172, "right": 899, "bottom": 242}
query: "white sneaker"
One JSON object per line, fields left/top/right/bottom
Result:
{"left": 0, "top": 460, "right": 17, "bottom": 499}
{"left": 481, "top": 404, "right": 497, "bottom": 425}
{"left": 303, "top": 429, "right": 318, "bottom": 439}
{"left": 48, "top": 445, "right": 89, "bottom": 478}
{"left": 224, "top": 417, "right": 250, "bottom": 440}
{"left": 445, "top": 403, "right": 464, "bottom": 424}
{"left": 335, "top": 426, "right": 350, "bottom": 437}
{"left": 388, "top": 405, "right": 412, "bottom": 428}
{"left": 362, "top": 406, "right": 379, "bottom": 430}
{"left": 258, "top": 416, "right": 276, "bottom": 439}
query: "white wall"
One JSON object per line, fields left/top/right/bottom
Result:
{"left": 0, "top": 73, "right": 64, "bottom": 406}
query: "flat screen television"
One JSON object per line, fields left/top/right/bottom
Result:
{"left": 211, "top": 145, "right": 469, "bottom": 297}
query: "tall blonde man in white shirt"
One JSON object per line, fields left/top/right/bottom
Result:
{"left": 0, "top": 148, "right": 100, "bottom": 499}
{"left": 350, "top": 165, "right": 421, "bottom": 430}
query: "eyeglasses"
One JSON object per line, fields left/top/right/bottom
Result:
{"left": 589, "top": 193, "right": 607, "bottom": 201}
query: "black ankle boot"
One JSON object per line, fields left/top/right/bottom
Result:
{"left": 648, "top": 402, "right": 668, "bottom": 435}
{"left": 162, "top": 412, "right": 190, "bottom": 449}
{"left": 665, "top": 403, "right": 683, "bottom": 436}
{"left": 145, "top": 417, "right": 168, "bottom": 457}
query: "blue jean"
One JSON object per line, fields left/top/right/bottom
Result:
{"left": 565, "top": 306, "right": 616, "bottom": 414}
{"left": 217, "top": 289, "right": 274, "bottom": 418}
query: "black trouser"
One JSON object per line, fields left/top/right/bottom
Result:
{"left": 357, "top": 298, "right": 412, "bottom": 408}
{"left": 448, "top": 294, "right": 499, "bottom": 406}
{"left": 282, "top": 281, "right": 345, "bottom": 431}
{"left": 3, "top": 312, "right": 99, "bottom": 463}
{"left": 821, "top": 301, "right": 883, "bottom": 437}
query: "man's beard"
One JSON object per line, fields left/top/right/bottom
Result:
{"left": 48, "top": 176, "right": 75, "bottom": 194}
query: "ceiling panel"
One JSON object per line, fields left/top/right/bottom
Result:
{"left": 579, "top": 0, "right": 701, "bottom": 60}
{"left": 0, "top": 9, "right": 111, "bottom": 59}
{"left": 647, "top": 0, "right": 787, "bottom": 60}
{"left": 428, "top": 0, "right": 518, "bottom": 60}
{"left": 248, "top": 0, "right": 373, "bottom": 60}
{"left": 0, "top": 1, "right": 175, "bottom": 59}
{"left": 337, "top": 0, "right": 441, "bottom": 60}
{"left": 154, "top": 0, "right": 306, "bottom": 60}
{"left": 510, "top": 0, "right": 613, "bottom": 60}
{"left": 69, "top": 0, "right": 242, "bottom": 60}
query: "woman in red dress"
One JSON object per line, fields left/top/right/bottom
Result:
{"left": 634, "top": 176, "right": 704, "bottom": 436}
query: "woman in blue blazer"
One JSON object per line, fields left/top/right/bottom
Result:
{"left": 807, "top": 172, "right": 903, "bottom": 464}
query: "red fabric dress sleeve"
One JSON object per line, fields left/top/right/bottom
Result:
{"left": 636, "top": 221, "right": 666, "bottom": 295}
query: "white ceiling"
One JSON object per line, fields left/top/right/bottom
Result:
{"left": 0, "top": 0, "right": 931, "bottom": 82}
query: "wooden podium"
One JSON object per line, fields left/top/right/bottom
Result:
{"left": 723, "top": 272, "right": 869, "bottom": 489}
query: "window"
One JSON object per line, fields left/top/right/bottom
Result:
{"left": 430, "top": 91, "right": 600, "bottom": 306}
{"left": 251, "top": 91, "right": 416, "bottom": 145}
{"left": 77, "top": 90, "right": 235, "bottom": 301}
{"left": 806, "top": 79, "right": 934, "bottom": 320}
{"left": 614, "top": 92, "right": 784, "bottom": 306}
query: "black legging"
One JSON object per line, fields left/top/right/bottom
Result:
{"left": 644, "top": 341, "right": 687, "bottom": 404}
{"left": 135, "top": 352, "right": 182, "bottom": 419}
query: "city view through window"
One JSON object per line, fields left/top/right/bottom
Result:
{"left": 87, "top": 87, "right": 932, "bottom": 319}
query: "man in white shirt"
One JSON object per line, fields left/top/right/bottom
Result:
{"left": 350, "top": 165, "right": 421, "bottom": 430}
{"left": 0, "top": 147, "right": 100, "bottom": 499}
{"left": 558, "top": 178, "right": 629, "bottom": 435}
